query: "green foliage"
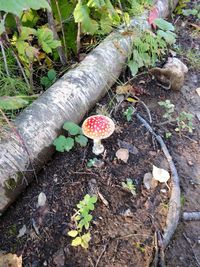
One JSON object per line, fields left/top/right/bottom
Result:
{"left": 176, "top": 112, "right": 194, "bottom": 134}
{"left": 87, "top": 158, "right": 98, "bottom": 168}
{"left": 165, "top": 132, "right": 172, "bottom": 139}
{"left": 123, "top": 106, "right": 135, "bottom": 121}
{"left": 128, "top": 19, "right": 176, "bottom": 77}
{"left": 0, "top": 0, "right": 50, "bottom": 17}
{"left": 158, "top": 100, "right": 175, "bottom": 120}
{"left": 53, "top": 122, "right": 88, "bottom": 152}
{"left": 122, "top": 178, "right": 136, "bottom": 196}
{"left": 158, "top": 100, "right": 194, "bottom": 135}
{"left": 0, "top": 95, "right": 37, "bottom": 111}
{"left": 68, "top": 194, "right": 97, "bottom": 249}
{"left": 37, "top": 28, "right": 61, "bottom": 54}
{"left": 40, "top": 69, "right": 56, "bottom": 88}
{"left": 73, "top": 0, "right": 120, "bottom": 35}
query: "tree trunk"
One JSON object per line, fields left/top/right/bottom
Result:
{"left": 0, "top": 0, "right": 179, "bottom": 214}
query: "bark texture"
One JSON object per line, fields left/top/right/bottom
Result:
{"left": 0, "top": 0, "right": 178, "bottom": 214}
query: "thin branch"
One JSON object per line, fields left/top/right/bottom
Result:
{"left": 0, "top": 39, "right": 10, "bottom": 76}
{"left": 183, "top": 212, "right": 200, "bottom": 221}
{"left": 47, "top": 0, "right": 67, "bottom": 65}
{"left": 95, "top": 242, "right": 108, "bottom": 267}
{"left": 135, "top": 112, "right": 181, "bottom": 249}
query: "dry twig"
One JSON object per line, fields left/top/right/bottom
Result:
{"left": 183, "top": 212, "right": 200, "bottom": 221}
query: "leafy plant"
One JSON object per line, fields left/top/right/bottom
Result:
{"left": 40, "top": 69, "right": 56, "bottom": 89}
{"left": 128, "top": 19, "right": 176, "bottom": 76}
{"left": 87, "top": 158, "right": 98, "bottom": 168}
{"left": 158, "top": 100, "right": 175, "bottom": 121}
{"left": 68, "top": 194, "right": 97, "bottom": 249}
{"left": 53, "top": 122, "right": 88, "bottom": 152}
{"left": 0, "top": 95, "right": 38, "bottom": 110}
{"left": 123, "top": 106, "right": 135, "bottom": 121}
{"left": 122, "top": 178, "right": 136, "bottom": 196}
{"left": 175, "top": 111, "right": 194, "bottom": 133}
{"left": 165, "top": 132, "right": 172, "bottom": 139}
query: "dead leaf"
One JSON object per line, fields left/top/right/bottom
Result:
{"left": 116, "top": 148, "right": 129, "bottom": 163}
{"left": 116, "top": 84, "right": 132, "bottom": 95}
{"left": 117, "top": 139, "right": 138, "bottom": 155}
{"left": 0, "top": 253, "right": 22, "bottom": 267}
{"left": 196, "top": 88, "right": 200, "bottom": 96}
{"left": 37, "top": 192, "right": 47, "bottom": 207}
{"left": 152, "top": 165, "right": 170, "bottom": 183}
{"left": 143, "top": 172, "right": 158, "bottom": 190}
{"left": 17, "top": 225, "right": 27, "bottom": 238}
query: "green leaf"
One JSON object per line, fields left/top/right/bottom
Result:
{"left": 73, "top": 2, "right": 98, "bottom": 34}
{"left": 0, "top": 96, "right": 29, "bottom": 110}
{"left": 68, "top": 230, "right": 78, "bottom": 237}
{"left": 20, "top": 26, "right": 37, "bottom": 40}
{"left": 128, "top": 60, "right": 139, "bottom": 76}
{"left": 37, "top": 28, "right": 61, "bottom": 54}
{"left": 47, "top": 69, "right": 56, "bottom": 81}
{"left": 71, "top": 237, "right": 82, "bottom": 246}
{"left": 154, "top": 18, "right": 174, "bottom": 31}
{"left": 157, "top": 30, "right": 176, "bottom": 45}
{"left": 63, "top": 122, "right": 82, "bottom": 135}
{"left": 53, "top": 136, "right": 74, "bottom": 152}
{"left": 182, "top": 9, "right": 198, "bottom": 16}
{"left": 75, "top": 135, "right": 88, "bottom": 147}
{"left": 0, "top": 0, "right": 51, "bottom": 17}
{"left": 40, "top": 76, "right": 51, "bottom": 87}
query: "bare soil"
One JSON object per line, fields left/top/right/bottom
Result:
{"left": 0, "top": 4, "right": 200, "bottom": 267}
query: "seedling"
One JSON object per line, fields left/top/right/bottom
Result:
{"left": 40, "top": 69, "right": 56, "bottom": 89}
{"left": 87, "top": 158, "right": 98, "bottom": 168}
{"left": 175, "top": 111, "right": 194, "bottom": 133}
{"left": 68, "top": 194, "right": 97, "bottom": 249}
{"left": 53, "top": 122, "right": 88, "bottom": 152}
{"left": 165, "top": 132, "right": 172, "bottom": 139}
{"left": 158, "top": 100, "right": 175, "bottom": 121}
{"left": 123, "top": 106, "right": 135, "bottom": 121}
{"left": 122, "top": 178, "right": 136, "bottom": 196}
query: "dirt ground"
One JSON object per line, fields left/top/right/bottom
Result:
{"left": 0, "top": 4, "right": 200, "bottom": 267}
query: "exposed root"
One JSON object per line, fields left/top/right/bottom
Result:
{"left": 135, "top": 112, "right": 181, "bottom": 264}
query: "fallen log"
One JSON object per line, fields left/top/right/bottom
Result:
{"left": 0, "top": 0, "right": 178, "bottom": 214}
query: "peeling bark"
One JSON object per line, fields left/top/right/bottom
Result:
{"left": 0, "top": 0, "right": 178, "bottom": 214}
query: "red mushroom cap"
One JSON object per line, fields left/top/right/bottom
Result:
{"left": 82, "top": 115, "right": 115, "bottom": 140}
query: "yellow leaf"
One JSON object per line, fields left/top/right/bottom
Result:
{"left": 127, "top": 97, "right": 138, "bottom": 103}
{"left": 71, "top": 237, "right": 82, "bottom": 246}
{"left": 68, "top": 230, "right": 78, "bottom": 237}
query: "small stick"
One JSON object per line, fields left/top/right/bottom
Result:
{"left": 0, "top": 39, "right": 10, "bottom": 76}
{"left": 95, "top": 242, "right": 108, "bottom": 267}
{"left": 135, "top": 112, "right": 181, "bottom": 249}
{"left": 183, "top": 212, "right": 200, "bottom": 221}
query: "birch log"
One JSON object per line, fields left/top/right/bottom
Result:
{"left": 0, "top": 0, "right": 178, "bottom": 214}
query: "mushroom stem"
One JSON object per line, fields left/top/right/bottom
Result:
{"left": 93, "top": 139, "right": 104, "bottom": 155}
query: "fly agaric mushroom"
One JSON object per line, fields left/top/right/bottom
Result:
{"left": 82, "top": 115, "right": 115, "bottom": 155}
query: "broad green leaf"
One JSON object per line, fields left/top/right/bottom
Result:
{"left": 20, "top": 26, "right": 37, "bottom": 40}
{"left": 0, "top": 0, "right": 51, "bottom": 17}
{"left": 40, "top": 76, "right": 50, "bottom": 87}
{"left": 90, "top": 195, "right": 97, "bottom": 203}
{"left": 21, "top": 9, "right": 39, "bottom": 27}
{"left": 47, "top": 69, "right": 56, "bottom": 81}
{"left": 0, "top": 96, "right": 29, "bottom": 110}
{"left": 73, "top": 2, "right": 98, "bottom": 34}
{"left": 68, "top": 230, "right": 78, "bottom": 237}
{"left": 154, "top": 18, "right": 174, "bottom": 31}
{"left": 37, "top": 28, "right": 61, "bottom": 54}
{"left": 182, "top": 9, "right": 198, "bottom": 16}
{"left": 128, "top": 60, "right": 139, "bottom": 76}
{"left": 75, "top": 135, "right": 88, "bottom": 147}
{"left": 157, "top": 30, "right": 176, "bottom": 44}
{"left": 53, "top": 136, "right": 74, "bottom": 152}
{"left": 71, "top": 237, "right": 82, "bottom": 246}
{"left": 63, "top": 122, "right": 82, "bottom": 136}
{"left": 87, "top": 0, "right": 105, "bottom": 8}
{"left": 105, "top": 0, "right": 120, "bottom": 25}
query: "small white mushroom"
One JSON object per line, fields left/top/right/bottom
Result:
{"left": 82, "top": 115, "right": 115, "bottom": 155}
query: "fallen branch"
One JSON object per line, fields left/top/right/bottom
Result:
{"left": 135, "top": 112, "right": 181, "bottom": 250}
{"left": 183, "top": 212, "right": 200, "bottom": 221}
